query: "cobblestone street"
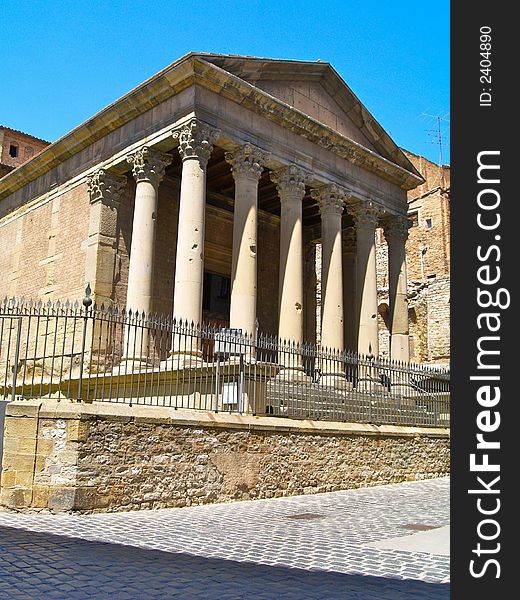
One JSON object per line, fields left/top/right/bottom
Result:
{"left": 0, "top": 477, "right": 450, "bottom": 599}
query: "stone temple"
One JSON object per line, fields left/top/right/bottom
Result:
{"left": 0, "top": 54, "right": 452, "bottom": 514}
{"left": 0, "top": 52, "right": 424, "bottom": 363}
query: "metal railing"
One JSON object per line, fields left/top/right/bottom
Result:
{"left": 0, "top": 291, "right": 450, "bottom": 427}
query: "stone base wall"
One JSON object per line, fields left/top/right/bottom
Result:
{"left": 1, "top": 400, "right": 450, "bottom": 513}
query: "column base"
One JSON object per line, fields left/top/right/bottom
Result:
{"left": 275, "top": 367, "right": 312, "bottom": 383}
{"left": 318, "top": 374, "right": 352, "bottom": 390}
{"left": 356, "top": 378, "right": 386, "bottom": 393}
{"left": 160, "top": 352, "right": 204, "bottom": 370}
{"left": 113, "top": 358, "right": 153, "bottom": 374}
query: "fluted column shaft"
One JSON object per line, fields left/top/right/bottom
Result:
{"left": 124, "top": 147, "right": 172, "bottom": 362}
{"left": 352, "top": 201, "right": 380, "bottom": 356}
{"left": 312, "top": 185, "right": 349, "bottom": 354}
{"left": 271, "top": 166, "right": 309, "bottom": 347}
{"left": 225, "top": 143, "right": 268, "bottom": 337}
{"left": 384, "top": 216, "right": 410, "bottom": 362}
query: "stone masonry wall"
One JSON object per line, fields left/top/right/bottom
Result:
{"left": 377, "top": 277, "right": 450, "bottom": 364}
{"left": 0, "top": 401, "right": 450, "bottom": 513}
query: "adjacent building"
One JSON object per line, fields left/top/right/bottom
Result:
{"left": 0, "top": 126, "right": 49, "bottom": 178}
{"left": 377, "top": 152, "right": 450, "bottom": 364}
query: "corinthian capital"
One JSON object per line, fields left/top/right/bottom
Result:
{"left": 173, "top": 118, "right": 220, "bottom": 166}
{"left": 126, "top": 147, "right": 172, "bottom": 187}
{"left": 225, "top": 143, "right": 269, "bottom": 180}
{"left": 348, "top": 200, "right": 382, "bottom": 230}
{"left": 270, "top": 165, "right": 311, "bottom": 200}
{"left": 87, "top": 169, "right": 127, "bottom": 205}
{"left": 311, "top": 184, "right": 350, "bottom": 216}
{"left": 383, "top": 215, "right": 410, "bottom": 243}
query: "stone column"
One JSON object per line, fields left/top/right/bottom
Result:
{"left": 85, "top": 169, "right": 127, "bottom": 306}
{"left": 312, "top": 185, "right": 349, "bottom": 387}
{"left": 384, "top": 215, "right": 410, "bottom": 362}
{"left": 312, "top": 185, "right": 349, "bottom": 352}
{"left": 270, "top": 165, "right": 310, "bottom": 378}
{"left": 351, "top": 201, "right": 380, "bottom": 357}
{"left": 342, "top": 227, "right": 357, "bottom": 352}
{"left": 225, "top": 143, "right": 269, "bottom": 338}
{"left": 123, "top": 147, "right": 172, "bottom": 364}
{"left": 169, "top": 118, "right": 219, "bottom": 364}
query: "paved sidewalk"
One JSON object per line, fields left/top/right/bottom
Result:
{"left": 0, "top": 477, "right": 450, "bottom": 599}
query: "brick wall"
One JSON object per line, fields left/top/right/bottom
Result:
{"left": 378, "top": 278, "right": 450, "bottom": 363}
{"left": 0, "top": 183, "right": 90, "bottom": 300}
{"left": 405, "top": 152, "right": 450, "bottom": 281}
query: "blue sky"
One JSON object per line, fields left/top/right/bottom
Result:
{"left": 1, "top": 1, "right": 449, "bottom": 164}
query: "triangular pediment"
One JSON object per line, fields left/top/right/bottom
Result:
{"left": 254, "top": 79, "right": 378, "bottom": 151}
{"left": 199, "top": 54, "right": 417, "bottom": 175}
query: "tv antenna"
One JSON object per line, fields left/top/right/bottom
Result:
{"left": 420, "top": 112, "right": 450, "bottom": 165}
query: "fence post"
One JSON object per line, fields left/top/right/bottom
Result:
{"left": 11, "top": 318, "right": 23, "bottom": 402}
{"left": 77, "top": 285, "right": 92, "bottom": 402}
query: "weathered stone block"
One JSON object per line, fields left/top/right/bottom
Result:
{"left": 2, "top": 454, "right": 36, "bottom": 473}
{"left": 31, "top": 485, "right": 50, "bottom": 508}
{"left": 35, "top": 438, "right": 54, "bottom": 456}
{"left": 48, "top": 487, "right": 76, "bottom": 512}
{"left": 5, "top": 401, "right": 42, "bottom": 418}
{"left": 4, "top": 416, "right": 38, "bottom": 439}
{"left": 0, "top": 487, "right": 32, "bottom": 509}
{"left": 73, "top": 486, "right": 97, "bottom": 510}
{"left": 15, "top": 470, "right": 37, "bottom": 488}
{"left": 67, "top": 420, "right": 89, "bottom": 442}
{"left": 0, "top": 470, "right": 16, "bottom": 488}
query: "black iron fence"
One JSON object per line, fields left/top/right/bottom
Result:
{"left": 0, "top": 291, "right": 450, "bottom": 427}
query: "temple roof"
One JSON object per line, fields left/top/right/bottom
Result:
{"left": 197, "top": 53, "right": 419, "bottom": 176}
{"left": 0, "top": 52, "right": 423, "bottom": 200}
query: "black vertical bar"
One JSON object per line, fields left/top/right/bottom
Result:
{"left": 11, "top": 318, "right": 22, "bottom": 402}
